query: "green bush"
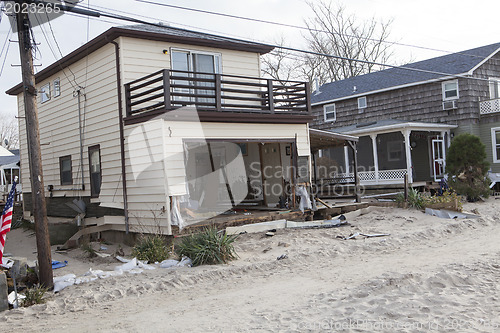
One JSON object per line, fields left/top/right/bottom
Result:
{"left": 132, "top": 234, "right": 170, "bottom": 263}
{"left": 446, "top": 133, "right": 490, "bottom": 202}
{"left": 21, "top": 285, "right": 48, "bottom": 307}
{"left": 177, "top": 227, "right": 238, "bottom": 266}
{"left": 395, "top": 188, "right": 424, "bottom": 209}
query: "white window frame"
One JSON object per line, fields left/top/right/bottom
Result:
{"left": 323, "top": 103, "right": 336, "bottom": 122}
{"left": 387, "top": 141, "right": 404, "bottom": 162}
{"left": 488, "top": 78, "right": 500, "bottom": 99}
{"left": 53, "top": 78, "right": 61, "bottom": 97}
{"left": 357, "top": 96, "right": 367, "bottom": 109}
{"left": 170, "top": 47, "right": 222, "bottom": 73}
{"left": 492, "top": 127, "right": 500, "bottom": 163}
{"left": 442, "top": 80, "right": 459, "bottom": 101}
{"left": 40, "top": 83, "right": 51, "bottom": 103}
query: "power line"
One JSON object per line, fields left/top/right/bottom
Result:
{"left": 33, "top": 1, "right": 495, "bottom": 83}
{"left": 134, "top": 0, "right": 489, "bottom": 60}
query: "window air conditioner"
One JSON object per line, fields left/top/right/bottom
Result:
{"left": 442, "top": 100, "right": 457, "bottom": 110}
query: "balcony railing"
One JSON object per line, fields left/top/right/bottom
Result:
{"left": 124, "top": 69, "right": 311, "bottom": 118}
{"left": 479, "top": 98, "right": 500, "bottom": 115}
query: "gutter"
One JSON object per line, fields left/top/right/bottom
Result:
{"left": 108, "top": 38, "right": 130, "bottom": 234}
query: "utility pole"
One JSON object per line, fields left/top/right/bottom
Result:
{"left": 15, "top": 8, "right": 53, "bottom": 289}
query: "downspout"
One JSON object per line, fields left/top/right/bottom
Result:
{"left": 109, "top": 39, "right": 130, "bottom": 234}
{"left": 76, "top": 90, "right": 85, "bottom": 191}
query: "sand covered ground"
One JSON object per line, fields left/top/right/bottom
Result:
{"left": 2, "top": 198, "right": 500, "bottom": 332}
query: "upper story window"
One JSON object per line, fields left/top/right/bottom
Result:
{"left": 59, "top": 155, "right": 73, "bottom": 185}
{"left": 171, "top": 49, "right": 221, "bottom": 74}
{"left": 53, "top": 78, "right": 61, "bottom": 97}
{"left": 358, "top": 96, "right": 367, "bottom": 109}
{"left": 40, "top": 83, "right": 51, "bottom": 103}
{"left": 323, "top": 103, "right": 336, "bottom": 122}
{"left": 489, "top": 78, "right": 500, "bottom": 99}
{"left": 442, "top": 80, "right": 459, "bottom": 100}
{"left": 492, "top": 127, "right": 500, "bottom": 163}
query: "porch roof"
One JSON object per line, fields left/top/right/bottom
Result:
{"left": 309, "top": 128, "right": 358, "bottom": 152}
{"left": 332, "top": 119, "right": 457, "bottom": 136}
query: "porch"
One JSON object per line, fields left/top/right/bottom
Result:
{"left": 123, "top": 69, "right": 312, "bottom": 124}
{"left": 314, "top": 120, "right": 457, "bottom": 191}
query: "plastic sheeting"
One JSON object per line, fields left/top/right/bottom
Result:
{"left": 296, "top": 185, "right": 312, "bottom": 212}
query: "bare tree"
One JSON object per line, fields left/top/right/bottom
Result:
{"left": 262, "top": 1, "right": 395, "bottom": 87}
{"left": 0, "top": 112, "right": 19, "bottom": 149}
{"left": 304, "top": 1, "right": 394, "bottom": 83}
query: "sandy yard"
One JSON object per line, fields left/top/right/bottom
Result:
{"left": 1, "top": 198, "right": 500, "bottom": 332}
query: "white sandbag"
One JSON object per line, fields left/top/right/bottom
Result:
{"left": 53, "top": 274, "right": 77, "bottom": 293}
{"left": 177, "top": 256, "right": 192, "bottom": 267}
{"left": 115, "top": 258, "right": 137, "bottom": 271}
{"left": 127, "top": 268, "right": 144, "bottom": 274}
{"left": 115, "top": 256, "right": 130, "bottom": 263}
{"left": 137, "top": 260, "right": 156, "bottom": 270}
{"left": 160, "top": 259, "right": 179, "bottom": 268}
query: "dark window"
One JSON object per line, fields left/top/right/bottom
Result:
{"left": 88, "top": 145, "right": 101, "bottom": 197}
{"left": 59, "top": 155, "right": 73, "bottom": 185}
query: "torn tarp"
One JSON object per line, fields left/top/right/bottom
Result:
{"left": 425, "top": 208, "right": 479, "bottom": 219}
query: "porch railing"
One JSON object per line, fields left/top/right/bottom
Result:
{"left": 321, "top": 169, "right": 408, "bottom": 185}
{"left": 124, "top": 69, "right": 311, "bottom": 118}
{"left": 479, "top": 98, "right": 500, "bottom": 115}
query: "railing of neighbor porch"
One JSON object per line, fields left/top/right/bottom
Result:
{"left": 322, "top": 169, "right": 408, "bottom": 185}
{"left": 479, "top": 98, "right": 500, "bottom": 115}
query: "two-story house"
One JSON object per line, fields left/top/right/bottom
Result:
{"left": 311, "top": 42, "right": 500, "bottom": 190}
{"left": 7, "top": 24, "right": 321, "bottom": 236}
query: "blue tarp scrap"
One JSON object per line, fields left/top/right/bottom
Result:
{"left": 52, "top": 260, "right": 68, "bottom": 269}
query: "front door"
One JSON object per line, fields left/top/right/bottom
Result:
{"left": 431, "top": 138, "right": 445, "bottom": 181}
{"left": 260, "top": 143, "right": 283, "bottom": 206}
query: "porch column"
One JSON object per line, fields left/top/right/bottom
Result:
{"left": 370, "top": 134, "right": 379, "bottom": 183}
{"left": 403, "top": 129, "right": 413, "bottom": 184}
{"left": 441, "top": 131, "right": 448, "bottom": 176}
{"left": 343, "top": 146, "right": 349, "bottom": 175}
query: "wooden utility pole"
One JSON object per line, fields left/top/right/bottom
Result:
{"left": 16, "top": 9, "right": 53, "bottom": 288}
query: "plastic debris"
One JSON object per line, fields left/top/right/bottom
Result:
{"left": 8, "top": 291, "right": 25, "bottom": 305}
{"left": 52, "top": 260, "right": 68, "bottom": 269}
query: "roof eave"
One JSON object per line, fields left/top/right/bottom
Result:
{"left": 340, "top": 122, "right": 458, "bottom": 136}
{"left": 6, "top": 26, "right": 274, "bottom": 96}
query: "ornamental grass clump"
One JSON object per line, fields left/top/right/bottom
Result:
{"left": 132, "top": 234, "right": 170, "bottom": 263}
{"left": 21, "top": 285, "right": 48, "bottom": 307}
{"left": 395, "top": 188, "right": 424, "bottom": 209}
{"left": 177, "top": 227, "right": 238, "bottom": 266}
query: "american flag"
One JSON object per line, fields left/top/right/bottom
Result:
{"left": 0, "top": 178, "right": 17, "bottom": 263}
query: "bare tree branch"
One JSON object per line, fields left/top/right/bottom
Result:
{"left": 0, "top": 112, "right": 19, "bottom": 150}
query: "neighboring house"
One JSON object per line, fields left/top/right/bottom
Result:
{"left": 311, "top": 42, "right": 500, "bottom": 189}
{"left": 0, "top": 147, "right": 20, "bottom": 200}
{"left": 7, "top": 24, "right": 325, "bottom": 235}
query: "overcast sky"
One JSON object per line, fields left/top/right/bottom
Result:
{"left": 1, "top": 0, "right": 500, "bottom": 117}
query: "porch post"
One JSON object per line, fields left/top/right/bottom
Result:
{"left": 348, "top": 141, "right": 361, "bottom": 203}
{"left": 370, "top": 134, "right": 379, "bottom": 183}
{"left": 343, "top": 146, "right": 349, "bottom": 175}
{"left": 403, "top": 129, "right": 413, "bottom": 184}
{"left": 441, "top": 131, "right": 447, "bottom": 176}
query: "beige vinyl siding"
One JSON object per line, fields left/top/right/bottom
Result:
{"left": 17, "top": 43, "right": 122, "bottom": 204}
{"left": 122, "top": 118, "right": 310, "bottom": 228}
{"left": 118, "top": 36, "right": 261, "bottom": 83}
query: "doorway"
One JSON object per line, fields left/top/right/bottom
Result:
{"left": 260, "top": 143, "right": 283, "bottom": 206}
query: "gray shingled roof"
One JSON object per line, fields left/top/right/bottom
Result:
{"left": 119, "top": 24, "right": 274, "bottom": 53}
{"left": 312, "top": 42, "right": 500, "bottom": 104}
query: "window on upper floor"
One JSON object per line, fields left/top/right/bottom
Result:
{"left": 358, "top": 96, "right": 367, "bottom": 109}
{"left": 323, "top": 103, "right": 336, "bottom": 122}
{"left": 489, "top": 78, "right": 500, "bottom": 99}
{"left": 442, "top": 80, "right": 459, "bottom": 100}
{"left": 53, "top": 78, "right": 61, "bottom": 97}
{"left": 59, "top": 155, "right": 73, "bottom": 185}
{"left": 492, "top": 127, "right": 500, "bottom": 163}
{"left": 40, "top": 83, "right": 51, "bottom": 103}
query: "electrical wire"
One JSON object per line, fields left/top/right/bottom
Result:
{"left": 0, "top": 30, "right": 11, "bottom": 78}
{"left": 134, "top": 0, "right": 490, "bottom": 60}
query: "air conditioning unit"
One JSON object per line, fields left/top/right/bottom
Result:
{"left": 442, "top": 100, "right": 458, "bottom": 110}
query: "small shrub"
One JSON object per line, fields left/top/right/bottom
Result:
{"left": 407, "top": 188, "right": 424, "bottom": 209}
{"left": 81, "top": 242, "right": 97, "bottom": 258}
{"left": 177, "top": 227, "right": 238, "bottom": 266}
{"left": 21, "top": 285, "right": 48, "bottom": 307}
{"left": 132, "top": 234, "right": 170, "bottom": 263}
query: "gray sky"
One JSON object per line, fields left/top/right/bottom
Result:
{"left": 1, "top": 0, "right": 500, "bottom": 117}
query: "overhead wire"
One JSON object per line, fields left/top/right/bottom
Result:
{"left": 133, "top": 0, "right": 490, "bottom": 60}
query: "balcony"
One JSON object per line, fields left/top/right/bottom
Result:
{"left": 124, "top": 70, "right": 311, "bottom": 124}
{"left": 479, "top": 98, "right": 500, "bottom": 115}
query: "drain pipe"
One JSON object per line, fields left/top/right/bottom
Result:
{"left": 76, "top": 90, "right": 85, "bottom": 191}
{"left": 109, "top": 39, "right": 130, "bottom": 234}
